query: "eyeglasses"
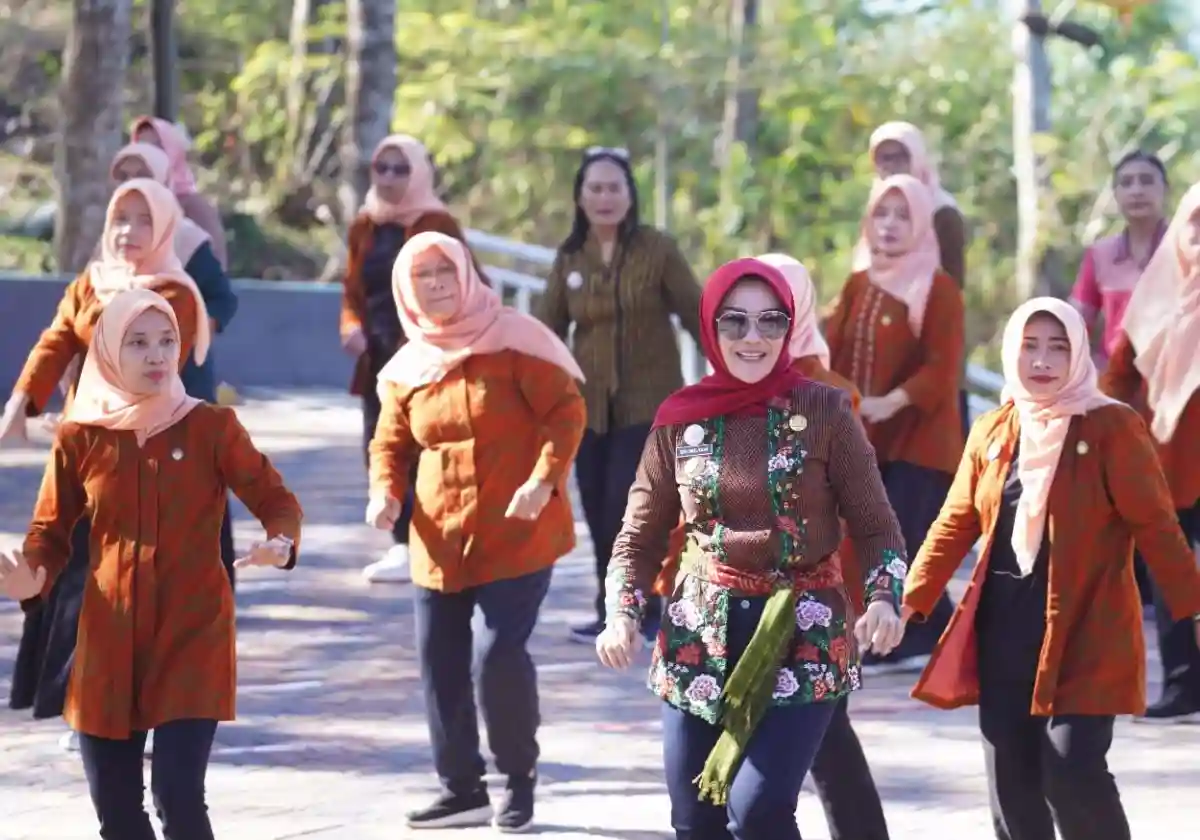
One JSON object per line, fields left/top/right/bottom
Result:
{"left": 585, "top": 146, "right": 630, "bottom": 160}
{"left": 714, "top": 310, "right": 791, "bottom": 341}
{"left": 373, "top": 162, "right": 412, "bottom": 176}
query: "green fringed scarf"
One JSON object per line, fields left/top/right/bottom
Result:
{"left": 681, "top": 545, "right": 798, "bottom": 806}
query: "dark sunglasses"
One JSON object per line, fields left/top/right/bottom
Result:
{"left": 373, "top": 161, "right": 412, "bottom": 176}
{"left": 714, "top": 309, "right": 791, "bottom": 341}
{"left": 585, "top": 145, "right": 630, "bottom": 161}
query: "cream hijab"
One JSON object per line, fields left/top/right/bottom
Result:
{"left": 860, "top": 175, "right": 941, "bottom": 337}
{"left": 1120, "top": 182, "right": 1200, "bottom": 442}
{"left": 1000, "top": 298, "right": 1117, "bottom": 573}
{"left": 67, "top": 288, "right": 201, "bottom": 447}
{"left": 756, "top": 253, "right": 830, "bottom": 367}
{"left": 109, "top": 143, "right": 212, "bottom": 263}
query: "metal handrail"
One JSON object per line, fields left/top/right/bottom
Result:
{"left": 0, "top": 228, "right": 1006, "bottom": 414}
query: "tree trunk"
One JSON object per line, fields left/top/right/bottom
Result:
{"left": 56, "top": 0, "right": 134, "bottom": 273}
{"left": 715, "top": 0, "right": 760, "bottom": 170}
{"left": 338, "top": 0, "right": 396, "bottom": 225}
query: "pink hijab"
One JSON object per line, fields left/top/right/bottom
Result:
{"left": 853, "top": 121, "right": 957, "bottom": 273}
{"left": 377, "top": 232, "right": 584, "bottom": 390}
{"left": 860, "top": 175, "right": 941, "bottom": 336}
{"left": 363, "top": 135, "right": 449, "bottom": 226}
{"left": 756, "top": 253, "right": 830, "bottom": 367}
{"left": 67, "top": 288, "right": 201, "bottom": 447}
{"left": 1000, "top": 298, "right": 1117, "bottom": 573}
{"left": 1120, "top": 182, "right": 1200, "bottom": 442}
{"left": 91, "top": 179, "right": 211, "bottom": 365}
{"left": 130, "top": 117, "right": 199, "bottom": 196}
{"left": 109, "top": 143, "right": 211, "bottom": 262}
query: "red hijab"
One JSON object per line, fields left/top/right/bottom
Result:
{"left": 652, "top": 258, "right": 808, "bottom": 429}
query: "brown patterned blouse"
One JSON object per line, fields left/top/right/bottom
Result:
{"left": 905, "top": 402, "right": 1200, "bottom": 716}
{"left": 1100, "top": 331, "right": 1200, "bottom": 510}
{"left": 15, "top": 273, "right": 199, "bottom": 416}
{"left": 23, "top": 405, "right": 303, "bottom": 739}
{"left": 825, "top": 269, "right": 965, "bottom": 474}
{"left": 537, "top": 226, "right": 703, "bottom": 434}
{"left": 607, "top": 383, "right": 907, "bottom": 723}
{"left": 369, "top": 349, "right": 587, "bottom": 593}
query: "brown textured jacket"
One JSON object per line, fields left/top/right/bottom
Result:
{"left": 24, "top": 405, "right": 303, "bottom": 739}
{"left": 536, "top": 226, "right": 703, "bottom": 434}
{"left": 905, "top": 402, "right": 1200, "bottom": 716}
{"left": 1100, "top": 331, "right": 1200, "bottom": 510}
{"left": 825, "top": 269, "right": 965, "bottom": 474}
{"left": 339, "top": 210, "right": 479, "bottom": 396}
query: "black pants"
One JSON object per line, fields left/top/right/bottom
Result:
{"left": 79, "top": 718, "right": 218, "bottom": 840}
{"left": 880, "top": 460, "right": 955, "bottom": 655}
{"left": 575, "top": 422, "right": 654, "bottom": 623}
{"left": 362, "top": 388, "right": 415, "bottom": 545}
{"left": 414, "top": 568, "right": 552, "bottom": 795}
{"left": 805, "top": 696, "right": 889, "bottom": 840}
{"left": 1152, "top": 503, "right": 1200, "bottom": 701}
{"left": 980, "top": 703, "right": 1127, "bottom": 840}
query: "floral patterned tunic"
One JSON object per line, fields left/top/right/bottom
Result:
{"left": 606, "top": 383, "right": 907, "bottom": 723}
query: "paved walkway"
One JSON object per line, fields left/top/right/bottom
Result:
{"left": 1, "top": 390, "right": 1197, "bottom": 839}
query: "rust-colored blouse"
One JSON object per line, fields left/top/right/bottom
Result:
{"left": 608, "top": 384, "right": 907, "bottom": 722}
{"left": 1100, "top": 331, "right": 1200, "bottom": 510}
{"left": 23, "top": 405, "right": 303, "bottom": 739}
{"left": 15, "top": 273, "right": 199, "bottom": 416}
{"left": 369, "top": 349, "right": 587, "bottom": 593}
{"left": 339, "top": 210, "right": 478, "bottom": 397}
{"left": 825, "top": 269, "right": 965, "bottom": 474}
{"left": 905, "top": 402, "right": 1200, "bottom": 717}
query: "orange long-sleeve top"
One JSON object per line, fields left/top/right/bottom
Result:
{"left": 369, "top": 349, "right": 587, "bottom": 592}
{"left": 14, "top": 273, "right": 198, "bottom": 415}
{"left": 904, "top": 402, "right": 1200, "bottom": 717}
{"left": 340, "top": 210, "right": 481, "bottom": 396}
{"left": 825, "top": 269, "right": 965, "bottom": 475}
{"left": 1100, "top": 331, "right": 1200, "bottom": 510}
{"left": 23, "top": 405, "right": 303, "bottom": 739}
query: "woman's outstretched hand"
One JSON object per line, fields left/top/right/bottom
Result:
{"left": 854, "top": 601, "right": 905, "bottom": 656}
{"left": 0, "top": 549, "right": 46, "bottom": 601}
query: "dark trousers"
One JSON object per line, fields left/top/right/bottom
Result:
{"left": 980, "top": 702, "right": 1127, "bottom": 840}
{"left": 663, "top": 701, "right": 835, "bottom": 840}
{"left": 1152, "top": 503, "right": 1200, "bottom": 701}
{"left": 575, "top": 422, "right": 655, "bottom": 623}
{"left": 79, "top": 718, "right": 218, "bottom": 840}
{"left": 881, "top": 460, "right": 955, "bottom": 655}
{"left": 414, "top": 568, "right": 553, "bottom": 795}
{"left": 362, "top": 388, "right": 414, "bottom": 545}
{"left": 806, "top": 696, "right": 890, "bottom": 840}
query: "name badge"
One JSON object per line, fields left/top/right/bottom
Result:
{"left": 678, "top": 444, "right": 714, "bottom": 459}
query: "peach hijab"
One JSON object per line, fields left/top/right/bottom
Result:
{"left": 130, "top": 116, "right": 199, "bottom": 196}
{"left": 363, "top": 135, "right": 449, "bottom": 227}
{"left": 756, "top": 253, "right": 830, "bottom": 367}
{"left": 67, "top": 288, "right": 201, "bottom": 447}
{"left": 377, "top": 232, "right": 584, "bottom": 390}
{"left": 1000, "top": 298, "right": 1117, "bottom": 573}
{"left": 109, "top": 143, "right": 211, "bottom": 263}
{"left": 860, "top": 175, "right": 941, "bottom": 336}
{"left": 1120, "top": 182, "right": 1200, "bottom": 442}
{"left": 90, "top": 179, "right": 211, "bottom": 365}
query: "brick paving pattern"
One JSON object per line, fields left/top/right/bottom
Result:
{"left": 1, "top": 390, "right": 1197, "bottom": 838}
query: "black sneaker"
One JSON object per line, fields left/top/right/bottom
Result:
{"left": 569, "top": 619, "right": 605, "bottom": 645}
{"left": 1134, "top": 685, "right": 1200, "bottom": 725}
{"left": 493, "top": 776, "right": 535, "bottom": 833}
{"left": 405, "top": 790, "right": 493, "bottom": 829}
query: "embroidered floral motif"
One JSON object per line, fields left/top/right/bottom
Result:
{"left": 605, "top": 565, "right": 647, "bottom": 621}
{"left": 864, "top": 549, "right": 907, "bottom": 607}
{"left": 766, "top": 405, "right": 808, "bottom": 570}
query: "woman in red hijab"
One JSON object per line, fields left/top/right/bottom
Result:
{"left": 595, "top": 258, "right": 906, "bottom": 839}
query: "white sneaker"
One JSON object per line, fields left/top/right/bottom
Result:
{"left": 59, "top": 730, "right": 79, "bottom": 752}
{"left": 362, "top": 545, "right": 411, "bottom": 584}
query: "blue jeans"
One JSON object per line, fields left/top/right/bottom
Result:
{"left": 663, "top": 700, "right": 836, "bottom": 840}
{"left": 414, "top": 568, "right": 553, "bottom": 795}
{"left": 78, "top": 718, "right": 217, "bottom": 840}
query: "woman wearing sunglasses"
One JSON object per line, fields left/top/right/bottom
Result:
{"left": 339, "top": 134, "right": 480, "bottom": 585}
{"left": 596, "top": 257, "right": 907, "bottom": 840}
{"left": 538, "top": 146, "right": 704, "bottom": 646}
{"left": 825, "top": 173, "right": 965, "bottom": 679}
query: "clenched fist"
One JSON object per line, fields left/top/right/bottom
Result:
{"left": 366, "top": 495, "right": 401, "bottom": 530}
